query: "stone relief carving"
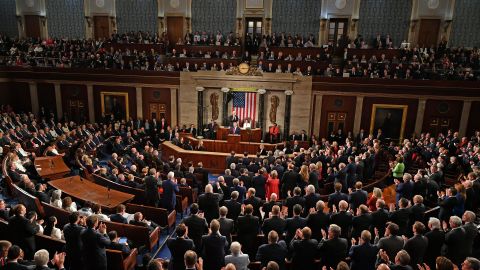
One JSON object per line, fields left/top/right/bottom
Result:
{"left": 210, "top": 92, "right": 219, "bottom": 120}
{"left": 269, "top": 95, "right": 279, "bottom": 124}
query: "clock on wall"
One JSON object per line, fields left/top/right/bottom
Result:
{"left": 238, "top": 63, "right": 250, "bottom": 74}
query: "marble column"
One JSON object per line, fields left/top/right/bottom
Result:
{"left": 284, "top": 90, "right": 293, "bottom": 139}
{"left": 414, "top": 98, "right": 427, "bottom": 136}
{"left": 136, "top": 87, "right": 143, "bottom": 119}
{"left": 353, "top": 96, "right": 364, "bottom": 135}
{"left": 313, "top": 94, "right": 323, "bottom": 136}
{"left": 54, "top": 83, "right": 62, "bottom": 120}
{"left": 86, "top": 84, "right": 95, "bottom": 123}
{"left": 29, "top": 82, "right": 39, "bottom": 116}
{"left": 221, "top": 87, "right": 230, "bottom": 126}
{"left": 196, "top": 87, "right": 205, "bottom": 131}
{"left": 257, "top": 89, "right": 266, "bottom": 134}
{"left": 170, "top": 88, "right": 178, "bottom": 126}
{"left": 459, "top": 101, "right": 472, "bottom": 137}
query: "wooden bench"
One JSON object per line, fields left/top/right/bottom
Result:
{"left": 11, "top": 184, "right": 45, "bottom": 217}
{"left": 35, "top": 233, "right": 138, "bottom": 270}
{"left": 93, "top": 173, "right": 146, "bottom": 204}
{"left": 176, "top": 195, "right": 189, "bottom": 218}
{"left": 179, "top": 186, "right": 197, "bottom": 204}
{"left": 104, "top": 220, "right": 160, "bottom": 251}
{"left": 125, "top": 203, "right": 176, "bottom": 230}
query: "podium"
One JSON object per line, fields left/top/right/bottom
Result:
{"left": 216, "top": 127, "right": 262, "bottom": 142}
{"left": 226, "top": 134, "right": 241, "bottom": 144}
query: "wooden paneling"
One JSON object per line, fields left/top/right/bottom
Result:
{"left": 361, "top": 97, "right": 418, "bottom": 139}
{"left": 60, "top": 84, "right": 88, "bottom": 123}
{"left": 93, "top": 85, "right": 136, "bottom": 121}
{"left": 94, "top": 16, "right": 110, "bottom": 40}
{"left": 422, "top": 100, "right": 463, "bottom": 136}
{"left": 9, "top": 82, "right": 31, "bottom": 113}
{"left": 166, "top": 16, "right": 184, "bottom": 45}
{"left": 467, "top": 101, "right": 480, "bottom": 137}
{"left": 418, "top": 19, "right": 440, "bottom": 47}
{"left": 142, "top": 87, "right": 171, "bottom": 123}
{"left": 24, "top": 15, "right": 41, "bottom": 38}
{"left": 37, "top": 83, "right": 56, "bottom": 117}
{"left": 319, "top": 95, "right": 356, "bottom": 139}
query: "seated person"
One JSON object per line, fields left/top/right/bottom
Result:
{"left": 129, "top": 212, "right": 158, "bottom": 232}
{"left": 268, "top": 123, "right": 280, "bottom": 143}
{"left": 107, "top": 230, "right": 131, "bottom": 255}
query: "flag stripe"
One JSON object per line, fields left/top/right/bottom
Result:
{"left": 232, "top": 92, "right": 257, "bottom": 125}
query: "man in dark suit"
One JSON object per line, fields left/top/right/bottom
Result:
{"left": 256, "top": 231, "right": 288, "bottom": 270}
{"left": 262, "top": 205, "right": 286, "bottom": 236}
{"left": 349, "top": 230, "right": 379, "bottom": 270}
{"left": 285, "top": 187, "right": 306, "bottom": 218}
{"left": 370, "top": 199, "right": 389, "bottom": 237}
{"left": 443, "top": 215, "right": 468, "bottom": 266}
{"left": 328, "top": 182, "right": 349, "bottom": 211}
{"left": 389, "top": 198, "right": 411, "bottom": 237}
{"left": 330, "top": 200, "right": 353, "bottom": 240}
{"left": 162, "top": 171, "right": 179, "bottom": 212}
{"left": 424, "top": 217, "right": 445, "bottom": 268}
{"left": 109, "top": 205, "right": 128, "bottom": 224}
{"left": 80, "top": 215, "right": 111, "bottom": 270}
{"left": 144, "top": 169, "right": 160, "bottom": 207}
{"left": 201, "top": 219, "right": 228, "bottom": 270}
{"left": 198, "top": 184, "right": 223, "bottom": 223}
{"left": 2, "top": 245, "right": 31, "bottom": 270}
{"left": 289, "top": 227, "right": 319, "bottom": 270}
{"left": 252, "top": 170, "right": 267, "bottom": 199}
{"left": 224, "top": 191, "right": 242, "bottom": 222}
{"left": 262, "top": 193, "right": 282, "bottom": 219}
{"left": 218, "top": 206, "right": 235, "bottom": 245}
{"left": 0, "top": 199, "right": 10, "bottom": 220}
{"left": 243, "top": 188, "right": 263, "bottom": 221}
{"left": 374, "top": 222, "right": 404, "bottom": 261}
{"left": 317, "top": 224, "right": 349, "bottom": 269}
{"left": 63, "top": 212, "right": 85, "bottom": 270}
{"left": 230, "top": 122, "right": 241, "bottom": 135}
{"left": 107, "top": 231, "right": 130, "bottom": 255}
{"left": 438, "top": 187, "right": 458, "bottom": 222}
{"left": 280, "top": 163, "right": 301, "bottom": 199}
{"left": 182, "top": 203, "right": 208, "bottom": 254}
{"left": 462, "top": 211, "right": 479, "bottom": 257}
{"left": 8, "top": 204, "right": 38, "bottom": 260}
{"left": 351, "top": 205, "right": 372, "bottom": 240}
{"left": 349, "top": 182, "right": 368, "bottom": 212}
{"left": 403, "top": 221, "right": 428, "bottom": 268}
{"left": 167, "top": 224, "right": 195, "bottom": 270}
{"left": 307, "top": 200, "right": 330, "bottom": 241}
{"left": 229, "top": 111, "right": 239, "bottom": 127}
{"left": 285, "top": 204, "right": 307, "bottom": 244}
{"left": 225, "top": 152, "right": 238, "bottom": 170}
{"left": 303, "top": 185, "right": 321, "bottom": 217}
{"left": 237, "top": 204, "right": 260, "bottom": 260}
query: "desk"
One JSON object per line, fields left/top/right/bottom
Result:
{"left": 48, "top": 176, "right": 135, "bottom": 212}
{"left": 34, "top": 156, "right": 70, "bottom": 180}
{"left": 216, "top": 127, "right": 262, "bottom": 142}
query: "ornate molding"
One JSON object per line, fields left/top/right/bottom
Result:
{"left": 257, "top": 88, "right": 266, "bottom": 94}
{"left": 221, "top": 87, "right": 230, "bottom": 93}
{"left": 225, "top": 66, "right": 263, "bottom": 76}
{"left": 196, "top": 86, "right": 205, "bottom": 92}
{"left": 284, "top": 90, "right": 294, "bottom": 96}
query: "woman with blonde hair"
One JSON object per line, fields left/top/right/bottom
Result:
{"left": 367, "top": 187, "right": 383, "bottom": 211}
{"left": 266, "top": 170, "right": 280, "bottom": 200}
{"left": 62, "top": 196, "right": 77, "bottom": 212}
{"left": 299, "top": 165, "right": 309, "bottom": 190}
{"left": 50, "top": 189, "right": 62, "bottom": 208}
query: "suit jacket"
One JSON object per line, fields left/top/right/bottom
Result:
{"left": 167, "top": 237, "right": 195, "bottom": 270}
{"left": 404, "top": 234, "right": 428, "bottom": 266}
{"left": 330, "top": 211, "right": 353, "bottom": 239}
{"left": 109, "top": 213, "right": 127, "bottom": 224}
{"left": 462, "top": 222, "right": 478, "bottom": 256}
{"left": 262, "top": 216, "right": 286, "bottom": 236}
{"left": 349, "top": 242, "right": 379, "bottom": 270}
{"left": 8, "top": 215, "right": 38, "bottom": 259}
{"left": 375, "top": 235, "right": 404, "bottom": 261}
{"left": 201, "top": 233, "right": 227, "bottom": 270}
{"left": 198, "top": 193, "right": 222, "bottom": 223}
{"left": 307, "top": 212, "right": 330, "bottom": 241}
{"left": 218, "top": 217, "right": 235, "bottom": 244}
{"left": 183, "top": 215, "right": 208, "bottom": 253}
{"left": 1, "top": 262, "right": 30, "bottom": 270}
{"left": 443, "top": 227, "right": 468, "bottom": 265}
{"left": 244, "top": 196, "right": 264, "bottom": 221}
{"left": 237, "top": 214, "right": 260, "bottom": 258}
{"left": 290, "top": 239, "right": 319, "bottom": 270}
{"left": 80, "top": 227, "right": 111, "bottom": 270}
{"left": 318, "top": 237, "right": 349, "bottom": 268}
{"left": 284, "top": 196, "right": 306, "bottom": 218}
{"left": 262, "top": 201, "right": 282, "bottom": 219}
{"left": 256, "top": 241, "right": 288, "bottom": 270}
{"left": 162, "top": 179, "right": 179, "bottom": 211}
{"left": 370, "top": 208, "right": 389, "bottom": 237}
{"left": 224, "top": 199, "right": 242, "bottom": 222}
{"left": 304, "top": 193, "right": 321, "bottom": 215}
{"left": 389, "top": 208, "right": 410, "bottom": 236}
{"left": 252, "top": 175, "right": 267, "bottom": 199}
{"left": 352, "top": 213, "right": 372, "bottom": 239}
{"left": 280, "top": 170, "right": 301, "bottom": 199}
{"left": 349, "top": 190, "right": 368, "bottom": 212}
{"left": 438, "top": 196, "right": 458, "bottom": 222}
{"left": 144, "top": 175, "right": 159, "bottom": 206}
{"left": 425, "top": 228, "right": 445, "bottom": 267}
{"left": 328, "top": 191, "right": 349, "bottom": 210}
{"left": 285, "top": 216, "right": 307, "bottom": 244}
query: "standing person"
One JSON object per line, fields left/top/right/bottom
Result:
{"left": 167, "top": 224, "right": 195, "bottom": 270}
{"left": 81, "top": 215, "right": 111, "bottom": 270}
{"left": 162, "top": 171, "right": 179, "bottom": 212}
{"left": 144, "top": 168, "right": 160, "bottom": 207}
{"left": 266, "top": 170, "right": 280, "bottom": 200}
{"left": 349, "top": 230, "right": 379, "bottom": 270}
{"left": 201, "top": 219, "right": 228, "bottom": 270}
{"left": 8, "top": 204, "right": 38, "bottom": 260}
{"left": 63, "top": 212, "right": 85, "bottom": 270}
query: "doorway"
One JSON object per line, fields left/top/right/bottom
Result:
{"left": 245, "top": 17, "right": 263, "bottom": 53}
{"left": 417, "top": 19, "right": 440, "bottom": 47}
{"left": 93, "top": 16, "right": 110, "bottom": 40}
{"left": 166, "top": 16, "right": 184, "bottom": 46}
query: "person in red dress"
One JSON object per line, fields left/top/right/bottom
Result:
{"left": 265, "top": 170, "right": 280, "bottom": 199}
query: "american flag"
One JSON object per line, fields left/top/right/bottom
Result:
{"left": 232, "top": 91, "right": 257, "bottom": 125}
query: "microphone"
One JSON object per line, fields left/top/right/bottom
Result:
{"left": 107, "top": 186, "right": 111, "bottom": 199}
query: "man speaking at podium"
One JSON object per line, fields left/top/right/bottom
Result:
{"left": 230, "top": 122, "right": 241, "bottom": 135}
